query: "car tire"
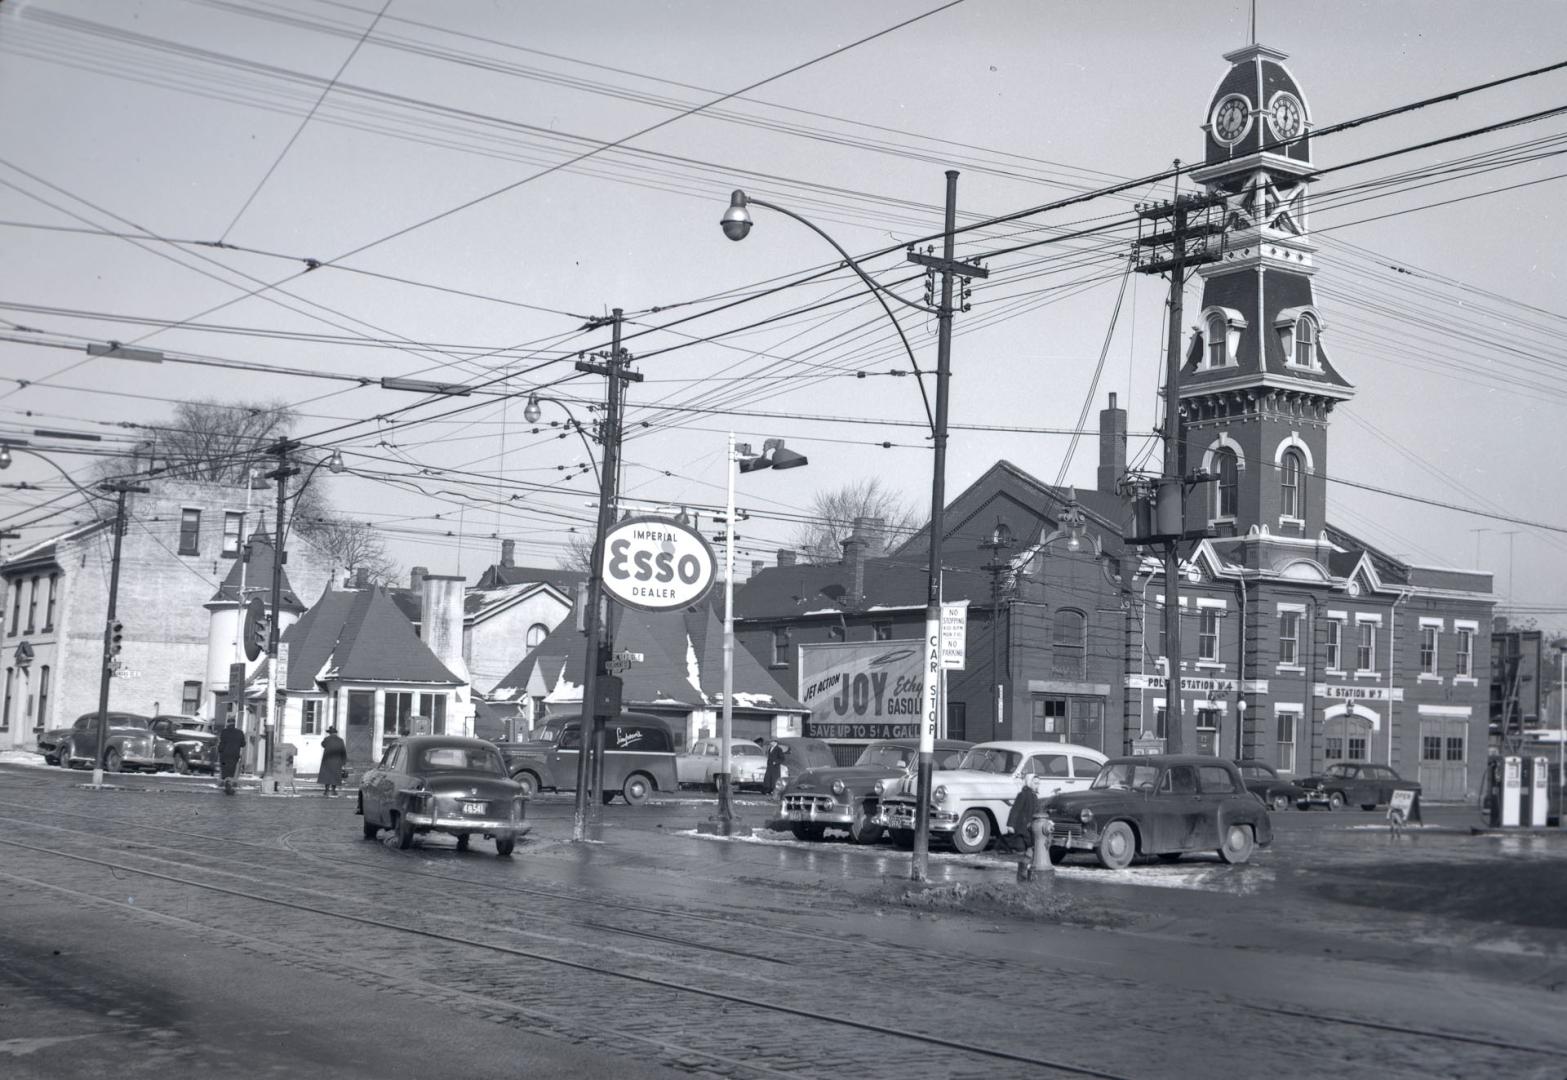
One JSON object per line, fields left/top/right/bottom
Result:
{"left": 511, "top": 771, "right": 538, "bottom": 799}
{"left": 395, "top": 814, "right": 415, "bottom": 850}
{"left": 105, "top": 747, "right": 122, "bottom": 773}
{"left": 1219, "top": 823, "right": 1255, "bottom": 865}
{"left": 455, "top": 833, "right": 470, "bottom": 852}
{"left": 1096, "top": 821, "right": 1136, "bottom": 870}
{"left": 951, "top": 810, "right": 991, "bottom": 854}
{"left": 889, "top": 828, "right": 915, "bottom": 850}
{"left": 1047, "top": 845, "right": 1067, "bottom": 866}
{"left": 1157, "top": 852, "right": 1183, "bottom": 863}
{"left": 495, "top": 834, "right": 516, "bottom": 857}
{"left": 1361, "top": 803, "right": 1378, "bottom": 812}
{"left": 791, "top": 823, "right": 826, "bottom": 842}
{"left": 1328, "top": 791, "right": 1345, "bottom": 811}
{"left": 601, "top": 790, "right": 617, "bottom": 806}
{"left": 622, "top": 773, "right": 652, "bottom": 807}
{"left": 362, "top": 818, "right": 379, "bottom": 840}
{"left": 1270, "top": 793, "right": 1290, "bottom": 812}
{"left": 57, "top": 741, "right": 72, "bottom": 768}
{"left": 174, "top": 753, "right": 191, "bottom": 775}
{"left": 848, "top": 802, "right": 882, "bottom": 845}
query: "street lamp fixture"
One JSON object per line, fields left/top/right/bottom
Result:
{"left": 523, "top": 394, "right": 543, "bottom": 424}
{"left": 0, "top": 444, "right": 10, "bottom": 470}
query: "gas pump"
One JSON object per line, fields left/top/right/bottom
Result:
{"left": 1500, "top": 755, "right": 1523, "bottom": 827}
{"left": 1530, "top": 756, "right": 1550, "bottom": 827}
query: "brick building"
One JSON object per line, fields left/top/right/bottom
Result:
{"left": 0, "top": 478, "right": 335, "bottom": 750}
{"left": 733, "top": 40, "right": 1494, "bottom": 800}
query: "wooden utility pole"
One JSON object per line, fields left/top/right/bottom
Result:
{"left": 91, "top": 480, "right": 148, "bottom": 788}
{"left": 263, "top": 439, "right": 301, "bottom": 780}
{"left": 571, "top": 309, "right": 642, "bottom": 841}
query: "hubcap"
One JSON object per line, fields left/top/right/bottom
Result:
{"left": 1108, "top": 831, "right": 1128, "bottom": 858}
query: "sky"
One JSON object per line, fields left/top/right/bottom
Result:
{"left": 1, "top": 0, "right": 1564, "bottom": 634}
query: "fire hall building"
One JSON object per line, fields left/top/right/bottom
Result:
{"left": 735, "top": 41, "right": 1493, "bottom": 800}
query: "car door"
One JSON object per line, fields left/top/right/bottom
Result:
{"left": 1155, "top": 765, "right": 1206, "bottom": 851}
{"left": 1342, "top": 765, "right": 1371, "bottom": 806}
{"left": 365, "top": 744, "right": 401, "bottom": 825}
{"left": 73, "top": 716, "right": 98, "bottom": 762}
{"left": 1195, "top": 764, "right": 1241, "bottom": 847}
{"left": 550, "top": 725, "right": 582, "bottom": 789}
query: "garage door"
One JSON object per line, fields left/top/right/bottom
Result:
{"left": 1418, "top": 718, "right": 1468, "bottom": 801}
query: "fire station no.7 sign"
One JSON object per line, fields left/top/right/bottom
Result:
{"left": 600, "top": 515, "right": 717, "bottom": 611}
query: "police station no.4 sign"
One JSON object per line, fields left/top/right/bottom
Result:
{"left": 600, "top": 515, "right": 717, "bottom": 611}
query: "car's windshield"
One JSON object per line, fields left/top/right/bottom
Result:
{"left": 418, "top": 746, "right": 506, "bottom": 775}
{"left": 957, "top": 747, "right": 1021, "bottom": 774}
{"left": 533, "top": 723, "right": 566, "bottom": 745}
{"left": 1326, "top": 764, "right": 1353, "bottom": 778}
{"left": 1092, "top": 762, "right": 1160, "bottom": 791}
{"left": 857, "top": 745, "right": 913, "bottom": 769}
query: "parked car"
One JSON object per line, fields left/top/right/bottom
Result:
{"left": 1042, "top": 756, "right": 1273, "bottom": 869}
{"left": 676, "top": 738, "right": 768, "bottom": 790}
{"left": 876, "top": 741, "right": 1108, "bottom": 854}
{"left": 779, "top": 738, "right": 971, "bottom": 843}
{"left": 497, "top": 713, "right": 678, "bottom": 805}
{"left": 148, "top": 714, "right": 218, "bottom": 775}
{"left": 52, "top": 712, "right": 172, "bottom": 772}
{"left": 1296, "top": 762, "right": 1421, "bottom": 811}
{"left": 1236, "top": 760, "right": 1308, "bottom": 811}
{"left": 358, "top": 735, "right": 528, "bottom": 855}
{"left": 764, "top": 737, "right": 838, "bottom": 795}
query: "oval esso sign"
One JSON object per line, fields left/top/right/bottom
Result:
{"left": 600, "top": 516, "right": 717, "bottom": 611}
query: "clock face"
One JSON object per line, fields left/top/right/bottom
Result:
{"left": 1268, "top": 92, "right": 1304, "bottom": 141}
{"left": 1212, "top": 94, "right": 1252, "bottom": 144}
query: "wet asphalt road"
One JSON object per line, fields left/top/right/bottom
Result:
{"left": 2, "top": 759, "right": 1566, "bottom": 1079}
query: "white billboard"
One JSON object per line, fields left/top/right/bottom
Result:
{"left": 798, "top": 640, "right": 924, "bottom": 741}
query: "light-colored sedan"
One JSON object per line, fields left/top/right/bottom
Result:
{"left": 676, "top": 738, "right": 768, "bottom": 790}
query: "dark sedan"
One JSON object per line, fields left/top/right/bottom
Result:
{"left": 358, "top": 736, "right": 529, "bottom": 856}
{"left": 1042, "top": 756, "right": 1273, "bottom": 869}
{"left": 1237, "top": 760, "right": 1308, "bottom": 811}
{"left": 1296, "top": 762, "right": 1421, "bottom": 811}
{"left": 778, "top": 738, "right": 971, "bottom": 844}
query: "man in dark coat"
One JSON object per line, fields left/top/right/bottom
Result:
{"left": 217, "top": 717, "right": 246, "bottom": 795}
{"left": 762, "top": 741, "right": 787, "bottom": 795}
{"left": 1004, "top": 780, "right": 1040, "bottom": 854}
{"left": 317, "top": 725, "right": 348, "bottom": 798}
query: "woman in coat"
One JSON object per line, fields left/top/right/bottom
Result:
{"left": 317, "top": 725, "right": 348, "bottom": 797}
{"left": 762, "top": 741, "right": 787, "bottom": 795}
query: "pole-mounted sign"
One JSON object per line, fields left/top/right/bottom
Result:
{"left": 599, "top": 515, "right": 716, "bottom": 611}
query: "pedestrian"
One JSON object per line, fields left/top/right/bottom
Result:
{"left": 762, "top": 740, "right": 786, "bottom": 795}
{"left": 217, "top": 716, "right": 246, "bottom": 796}
{"left": 318, "top": 725, "right": 348, "bottom": 798}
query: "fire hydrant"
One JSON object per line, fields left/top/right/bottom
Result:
{"left": 1016, "top": 811, "right": 1054, "bottom": 883}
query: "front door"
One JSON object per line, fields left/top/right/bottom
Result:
{"left": 1418, "top": 719, "right": 1468, "bottom": 800}
{"left": 345, "top": 691, "right": 375, "bottom": 765}
{"left": 1195, "top": 709, "right": 1220, "bottom": 756}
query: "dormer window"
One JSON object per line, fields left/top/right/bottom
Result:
{"left": 1293, "top": 314, "right": 1317, "bottom": 367}
{"left": 1199, "top": 306, "right": 1247, "bottom": 369}
{"left": 1275, "top": 306, "right": 1324, "bottom": 370}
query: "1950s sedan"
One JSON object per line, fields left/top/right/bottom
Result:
{"left": 1042, "top": 756, "right": 1272, "bottom": 869}
{"left": 358, "top": 736, "right": 529, "bottom": 856}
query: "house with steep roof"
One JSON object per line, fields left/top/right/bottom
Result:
{"left": 492, "top": 603, "right": 806, "bottom": 749}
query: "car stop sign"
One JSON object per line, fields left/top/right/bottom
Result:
{"left": 599, "top": 515, "right": 716, "bottom": 611}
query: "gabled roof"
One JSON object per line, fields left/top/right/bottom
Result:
{"left": 492, "top": 604, "right": 804, "bottom": 713}
{"left": 472, "top": 563, "right": 586, "bottom": 594}
{"left": 280, "top": 587, "right": 462, "bottom": 691}
{"left": 207, "top": 530, "right": 305, "bottom": 610}
{"left": 1, "top": 519, "right": 110, "bottom": 575}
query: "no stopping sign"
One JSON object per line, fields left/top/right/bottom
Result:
{"left": 600, "top": 515, "right": 717, "bottom": 611}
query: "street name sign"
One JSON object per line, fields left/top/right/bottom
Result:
{"left": 600, "top": 515, "right": 716, "bottom": 611}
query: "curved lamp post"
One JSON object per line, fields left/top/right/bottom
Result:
{"left": 979, "top": 519, "right": 1015, "bottom": 738}
{"left": 721, "top": 174, "right": 985, "bottom": 881}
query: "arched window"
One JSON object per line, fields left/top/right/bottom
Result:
{"left": 1206, "top": 313, "right": 1228, "bottom": 367}
{"left": 1213, "top": 448, "right": 1239, "bottom": 519}
{"left": 1293, "top": 314, "right": 1317, "bottom": 367}
{"left": 1051, "top": 608, "right": 1087, "bottom": 679}
{"left": 1280, "top": 449, "right": 1305, "bottom": 519}
{"left": 525, "top": 623, "right": 548, "bottom": 650}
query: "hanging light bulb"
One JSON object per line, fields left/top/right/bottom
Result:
{"left": 523, "top": 394, "right": 542, "bottom": 424}
{"left": 326, "top": 450, "right": 346, "bottom": 474}
{"left": 0, "top": 444, "right": 10, "bottom": 470}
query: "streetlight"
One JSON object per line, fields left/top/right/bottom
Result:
{"left": 979, "top": 519, "right": 1015, "bottom": 738}
{"left": 714, "top": 436, "right": 807, "bottom": 835}
{"left": 722, "top": 173, "right": 987, "bottom": 882}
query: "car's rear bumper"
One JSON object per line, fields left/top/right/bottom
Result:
{"left": 405, "top": 812, "right": 532, "bottom": 836}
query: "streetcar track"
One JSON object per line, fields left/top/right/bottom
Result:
{"left": 0, "top": 836, "right": 1138, "bottom": 1080}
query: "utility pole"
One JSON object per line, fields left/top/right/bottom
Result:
{"left": 572, "top": 309, "right": 642, "bottom": 842}
{"left": 908, "top": 171, "right": 988, "bottom": 882}
{"left": 91, "top": 480, "right": 148, "bottom": 788}
{"left": 263, "top": 439, "right": 301, "bottom": 783}
{"left": 1132, "top": 177, "right": 1227, "bottom": 754}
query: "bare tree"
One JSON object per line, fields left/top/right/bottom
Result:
{"left": 302, "top": 518, "right": 399, "bottom": 586}
{"left": 557, "top": 531, "right": 594, "bottom": 573}
{"left": 791, "top": 478, "right": 923, "bottom": 565}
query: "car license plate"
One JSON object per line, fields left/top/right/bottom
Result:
{"left": 462, "top": 801, "right": 485, "bottom": 815}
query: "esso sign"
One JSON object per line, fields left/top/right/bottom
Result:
{"left": 600, "top": 516, "right": 716, "bottom": 611}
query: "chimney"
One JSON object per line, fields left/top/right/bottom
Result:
{"left": 354, "top": 566, "right": 370, "bottom": 589}
{"left": 410, "top": 566, "right": 428, "bottom": 591}
{"left": 421, "top": 574, "right": 471, "bottom": 685}
{"left": 1098, "top": 391, "right": 1128, "bottom": 494}
{"left": 777, "top": 549, "right": 797, "bottom": 567}
{"left": 750, "top": 559, "right": 764, "bottom": 578}
{"left": 841, "top": 516, "right": 882, "bottom": 606}
{"left": 500, "top": 539, "right": 516, "bottom": 568}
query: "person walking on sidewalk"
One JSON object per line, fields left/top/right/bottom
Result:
{"left": 217, "top": 717, "right": 246, "bottom": 796}
{"left": 318, "top": 725, "right": 348, "bottom": 798}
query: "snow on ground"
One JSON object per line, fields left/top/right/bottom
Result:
{"left": 0, "top": 750, "right": 48, "bottom": 767}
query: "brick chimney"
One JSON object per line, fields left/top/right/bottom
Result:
{"left": 777, "top": 549, "right": 797, "bottom": 567}
{"left": 1098, "top": 392, "right": 1127, "bottom": 494}
{"left": 841, "top": 517, "right": 883, "bottom": 606}
{"left": 354, "top": 566, "right": 370, "bottom": 589}
{"left": 500, "top": 539, "right": 516, "bottom": 568}
{"left": 410, "top": 566, "right": 428, "bottom": 591}
{"left": 750, "top": 559, "right": 763, "bottom": 578}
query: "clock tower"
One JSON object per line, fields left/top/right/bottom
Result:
{"left": 1181, "top": 43, "right": 1354, "bottom": 553}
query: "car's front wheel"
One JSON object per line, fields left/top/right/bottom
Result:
{"left": 1328, "top": 791, "right": 1345, "bottom": 811}
{"left": 395, "top": 814, "right": 415, "bottom": 850}
{"left": 56, "top": 741, "right": 71, "bottom": 767}
{"left": 951, "top": 809, "right": 992, "bottom": 854}
{"left": 1047, "top": 845, "right": 1067, "bottom": 865}
{"left": 1219, "top": 823, "right": 1255, "bottom": 865}
{"left": 1270, "top": 793, "right": 1290, "bottom": 812}
{"left": 173, "top": 753, "right": 191, "bottom": 775}
{"left": 104, "top": 747, "right": 123, "bottom": 773}
{"left": 1096, "top": 821, "right": 1136, "bottom": 870}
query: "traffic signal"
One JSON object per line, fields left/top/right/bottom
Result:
{"left": 109, "top": 620, "right": 124, "bottom": 656}
{"left": 250, "top": 612, "right": 271, "bottom": 658}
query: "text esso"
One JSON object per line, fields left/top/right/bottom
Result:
{"left": 600, "top": 516, "right": 716, "bottom": 611}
